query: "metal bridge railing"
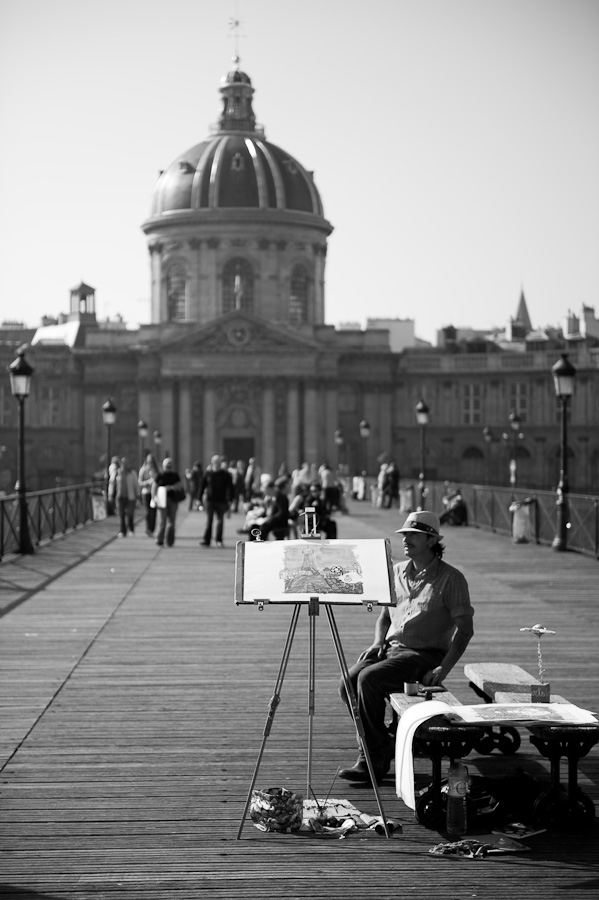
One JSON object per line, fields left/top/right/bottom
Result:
{"left": 0, "top": 482, "right": 105, "bottom": 561}
{"left": 409, "top": 481, "right": 599, "bottom": 560}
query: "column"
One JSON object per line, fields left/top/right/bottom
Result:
{"left": 261, "top": 386, "right": 276, "bottom": 476}
{"left": 303, "top": 384, "right": 319, "bottom": 464}
{"left": 203, "top": 383, "right": 217, "bottom": 462}
{"left": 178, "top": 381, "right": 192, "bottom": 469}
{"left": 160, "top": 381, "right": 175, "bottom": 460}
{"left": 286, "top": 382, "right": 300, "bottom": 468}
{"left": 325, "top": 386, "right": 338, "bottom": 463}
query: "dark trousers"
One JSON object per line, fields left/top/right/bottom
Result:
{"left": 203, "top": 501, "right": 228, "bottom": 544}
{"left": 117, "top": 497, "right": 135, "bottom": 535}
{"left": 142, "top": 492, "right": 156, "bottom": 534}
{"left": 338, "top": 647, "right": 442, "bottom": 767}
{"left": 233, "top": 482, "right": 244, "bottom": 512}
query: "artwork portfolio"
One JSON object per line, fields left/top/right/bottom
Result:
{"left": 234, "top": 539, "right": 396, "bottom": 606}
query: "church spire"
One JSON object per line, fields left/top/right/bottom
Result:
{"left": 515, "top": 288, "right": 533, "bottom": 333}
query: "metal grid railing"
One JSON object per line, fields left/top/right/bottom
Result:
{"left": 401, "top": 480, "right": 599, "bottom": 560}
{"left": 0, "top": 483, "right": 102, "bottom": 561}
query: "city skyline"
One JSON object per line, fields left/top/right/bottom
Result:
{"left": 1, "top": 0, "right": 598, "bottom": 345}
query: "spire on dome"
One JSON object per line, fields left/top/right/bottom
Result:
{"left": 215, "top": 56, "right": 260, "bottom": 134}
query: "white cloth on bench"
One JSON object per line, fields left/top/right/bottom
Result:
{"left": 395, "top": 701, "right": 598, "bottom": 810}
{"left": 395, "top": 700, "right": 450, "bottom": 809}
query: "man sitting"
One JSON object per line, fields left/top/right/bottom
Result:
{"left": 338, "top": 511, "right": 474, "bottom": 783}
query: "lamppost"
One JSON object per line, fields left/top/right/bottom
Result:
{"left": 8, "top": 348, "right": 34, "bottom": 554}
{"left": 551, "top": 353, "right": 576, "bottom": 551}
{"left": 502, "top": 410, "right": 523, "bottom": 489}
{"left": 153, "top": 430, "right": 162, "bottom": 459}
{"left": 415, "top": 399, "right": 429, "bottom": 510}
{"left": 137, "top": 419, "right": 148, "bottom": 468}
{"left": 482, "top": 425, "right": 493, "bottom": 485}
{"left": 359, "top": 420, "right": 370, "bottom": 478}
{"left": 102, "top": 398, "right": 117, "bottom": 516}
{"left": 334, "top": 428, "right": 344, "bottom": 470}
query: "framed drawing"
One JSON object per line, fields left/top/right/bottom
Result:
{"left": 234, "top": 538, "right": 397, "bottom": 606}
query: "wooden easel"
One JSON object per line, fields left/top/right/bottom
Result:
{"left": 236, "top": 587, "right": 392, "bottom": 838}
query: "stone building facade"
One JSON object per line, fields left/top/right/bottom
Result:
{"left": 1, "top": 62, "right": 598, "bottom": 495}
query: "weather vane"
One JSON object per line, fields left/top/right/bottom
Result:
{"left": 228, "top": 3, "right": 245, "bottom": 65}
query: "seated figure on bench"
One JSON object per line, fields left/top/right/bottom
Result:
{"left": 248, "top": 478, "right": 290, "bottom": 541}
{"left": 289, "top": 481, "right": 337, "bottom": 539}
{"left": 338, "top": 511, "right": 474, "bottom": 784}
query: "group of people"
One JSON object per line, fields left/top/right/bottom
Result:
{"left": 113, "top": 447, "right": 474, "bottom": 789}
{"left": 351, "top": 461, "right": 401, "bottom": 507}
{"left": 235, "top": 461, "right": 342, "bottom": 543}
{"left": 110, "top": 453, "right": 185, "bottom": 547}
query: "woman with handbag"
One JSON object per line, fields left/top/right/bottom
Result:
{"left": 152, "top": 458, "right": 185, "bottom": 547}
{"left": 139, "top": 451, "right": 159, "bottom": 536}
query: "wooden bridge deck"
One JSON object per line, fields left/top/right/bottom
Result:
{"left": 0, "top": 503, "right": 598, "bottom": 899}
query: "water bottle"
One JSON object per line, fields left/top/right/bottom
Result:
{"left": 446, "top": 759, "right": 469, "bottom": 836}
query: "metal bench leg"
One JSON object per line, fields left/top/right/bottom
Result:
{"left": 529, "top": 735, "right": 597, "bottom": 829}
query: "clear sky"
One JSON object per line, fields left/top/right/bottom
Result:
{"left": 1, "top": 0, "right": 597, "bottom": 345}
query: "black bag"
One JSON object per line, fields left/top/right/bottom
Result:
{"left": 170, "top": 485, "right": 186, "bottom": 503}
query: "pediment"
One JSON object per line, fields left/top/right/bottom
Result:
{"left": 159, "top": 311, "right": 320, "bottom": 355}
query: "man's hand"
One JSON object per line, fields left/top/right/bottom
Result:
{"left": 421, "top": 666, "right": 445, "bottom": 687}
{"left": 357, "top": 642, "right": 387, "bottom": 662}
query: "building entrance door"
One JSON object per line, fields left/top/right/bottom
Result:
{"left": 223, "top": 437, "right": 255, "bottom": 464}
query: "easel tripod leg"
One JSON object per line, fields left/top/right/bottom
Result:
{"left": 307, "top": 597, "right": 318, "bottom": 796}
{"left": 236, "top": 604, "right": 302, "bottom": 839}
{"left": 325, "top": 606, "right": 392, "bottom": 839}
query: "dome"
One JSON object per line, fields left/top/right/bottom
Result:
{"left": 151, "top": 136, "right": 324, "bottom": 216}
{"left": 150, "top": 62, "right": 325, "bottom": 218}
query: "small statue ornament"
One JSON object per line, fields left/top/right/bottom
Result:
{"left": 520, "top": 624, "right": 556, "bottom": 702}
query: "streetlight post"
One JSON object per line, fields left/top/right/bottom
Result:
{"left": 482, "top": 425, "right": 493, "bottom": 485}
{"left": 137, "top": 419, "right": 148, "bottom": 468}
{"left": 502, "top": 411, "right": 523, "bottom": 490}
{"left": 551, "top": 353, "right": 576, "bottom": 551}
{"left": 415, "top": 399, "right": 429, "bottom": 510}
{"left": 359, "top": 420, "right": 370, "bottom": 479}
{"left": 8, "top": 348, "right": 35, "bottom": 554}
{"left": 334, "top": 428, "right": 344, "bottom": 471}
{"left": 153, "top": 430, "right": 162, "bottom": 460}
{"left": 102, "top": 398, "right": 117, "bottom": 517}
{"left": 509, "top": 410, "right": 521, "bottom": 489}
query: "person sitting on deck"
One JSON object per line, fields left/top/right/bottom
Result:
{"left": 337, "top": 511, "right": 474, "bottom": 784}
{"left": 248, "top": 478, "right": 290, "bottom": 541}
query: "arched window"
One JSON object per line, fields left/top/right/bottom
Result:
{"left": 223, "top": 258, "right": 254, "bottom": 314}
{"left": 289, "top": 264, "right": 308, "bottom": 323}
{"left": 166, "top": 264, "right": 187, "bottom": 321}
{"left": 460, "top": 445, "right": 485, "bottom": 485}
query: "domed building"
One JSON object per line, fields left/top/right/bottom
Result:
{"left": 12, "top": 60, "right": 596, "bottom": 496}
{"left": 142, "top": 58, "right": 332, "bottom": 328}
{"left": 125, "top": 60, "right": 394, "bottom": 473}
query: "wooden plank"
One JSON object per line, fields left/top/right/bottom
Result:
{"left": 0, "top": 503, "right": 598, "bottom": 900}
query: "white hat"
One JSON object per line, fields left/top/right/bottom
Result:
{"left": 396, "top": 511, "right": 442, "bottom": 538}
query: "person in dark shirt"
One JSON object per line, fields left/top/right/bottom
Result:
{"left": 249, "top": 478, "right": 290, "bottom": 541}
{"left": 152, "top": 458, "right": 184, "bottom": 547}
{"left": 293, "top": 482, "right": 337, "bottom": 539}
{"left": 199, "top": 455, "right": 233, "bottom": 547}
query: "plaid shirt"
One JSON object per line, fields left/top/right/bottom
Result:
{"left": 387, "top": 557, "right": 473, "bottom": 654}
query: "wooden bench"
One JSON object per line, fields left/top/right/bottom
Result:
{"left": 388, "top": 688, "right": 484, "bottom": 828}
{"left": 464, "top": 662, "right": 599, "bottom": 828}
